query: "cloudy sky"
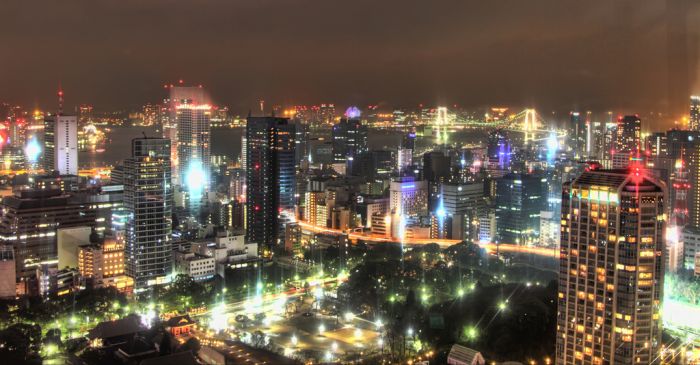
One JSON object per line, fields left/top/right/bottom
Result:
{"left": 1, "top": 0, "right": 698, "bottom": 121}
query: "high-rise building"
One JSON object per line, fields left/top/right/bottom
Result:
{"left": 557, "top": 169, "right": 665, "bottom": 364}
{"left": 43, "top": 115, "right": 78, "bottom": 175}
{"left": 245, "top": 117, "right": 296, "bottom": 249}
{"left": 494, "top": 173, "right": 547, "bottom": 245}
{"left": 332, "top": 108, "right": 368, "bottom": 169}
{"left": 691, "top": 96, "right": 700, "bottom": 131}
{"left": 571, "top": 111, "right": 586, "bottom": 158}
{"left": 123, "top": 138, "right": 172, "bottom": 290}
{"left": 0, "top": 188, "right": 96, "bottom": 278}
{"left": 432, "top": 181, "right": 485, "bottom": 240}
{"left": 175, "top": 92, "right": 211, "bottom": 216}
{"left": 163, "top": 85, "right": 210, "bottom": 186}
{"left": 612, "top": 115, "right": 642, "bottom": 168}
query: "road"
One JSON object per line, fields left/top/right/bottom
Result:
{"left": 296, "top": 220, "right": 559, "bottom": 258}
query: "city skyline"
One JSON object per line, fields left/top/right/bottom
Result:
{"left": 1, "top": 2, "right": 700, "bottom": 365}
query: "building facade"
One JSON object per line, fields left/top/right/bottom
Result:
{"left": 557, "top": 169, "right": 665, "bottom": 364}
{"left": 245, "top": 117, "right": 296, "bottom": 249}
{"left": 124, "top": 138, "right": 173, "bottom": 290}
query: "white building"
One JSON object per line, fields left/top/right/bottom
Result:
{"left": 51, "top": 115, "right": 79, "bottom": 175}
{"left": 683, "top": 227, "right": 700, "bottom": 271}
{"left": 389, "top": 177, "right": 428, "bottom": 217}
{"left": 397, "top": 148, "right": 412, "bottom": 171}
{"left": 173, "top": 251, "right": 216, "bottom": 282}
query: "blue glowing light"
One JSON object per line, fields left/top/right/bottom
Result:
{"left": 345, "top": 106, "right": 361, "bottom": 119}
{"left": 25, "top": 138, "right": 41, "bottom": 162}
{"left": 436, "top": 207, "right": 446, "bottom": 218}
{"left": 546, "top": 131, "right": 558, "bottom": 163}
{"left": 186, "top": 161, "right": 206, "bottom": 193}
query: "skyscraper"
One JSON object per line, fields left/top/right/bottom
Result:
{"left": 332, "top": 107, "right": 368, "bottom": 169}
{"left": 124, "top": 137, "right": 173, "bottom": 290}
{"left": 163, "top": 85, "right": 210, "bottom": 186}
{"left": 557, "top": 169, "right": 665, "bottom": 364}
{"left": 43, "top": 115, "right": 78, "bottom": 175}
{"left": 494, "top": 173, "right": 547, "bottom": 245}
{"left": 612, "top": 115, "right": 642, "bottom": 168}
{"left": 690, "top": 95, "right": 700, "bottom": 131}
{"left": 246, "top": 117, "right": 296, "bottom": 250}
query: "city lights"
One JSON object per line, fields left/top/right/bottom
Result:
{"left": 0, "top": 5, "right": 694, "bottom": 364}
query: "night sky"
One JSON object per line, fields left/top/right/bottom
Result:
{"left": 1, "top": 0, "right": 698, "bottom": 120}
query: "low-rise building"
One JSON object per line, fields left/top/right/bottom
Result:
{"left": 173, "top": 251, "right": 215, "bottom": 282}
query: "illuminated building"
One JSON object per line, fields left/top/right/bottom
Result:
{"left": 612, "top": 115, "right": 641, "bottom": 169}
{"left": 478, "top": 210, "right": 496, "bottom": 243}
{"left": 0, "top": 187, "right": 96, "bottom": 280}
{"left": 78, "top": 244, "right": 103, "bottom": 282}
{"left": 294, "top": 119, "right": 310, "bottom": 167}
{"left": 0, "top": 246, "right": 15, "bottom": 298}
{"left": 390, "top": 177, "right": 428, "bottom": 217}
{"left": 241, "top": 134, "right": 247, "bottom": 168}
{"left": 432, "top": 181, "right": 485, "bottom": 241}
{"left": 77, "top": 104, "right": 93, "bottom": 152}
{"left": 495, "top": 173, "right": 547, "bottom": 245}
{"left": 43, "top": 115, "right": 78, "bottom": 175}
{"left": 228, "top": 167, "right": 246, "bottom": 203}
{"left": 123, "top": 137, "right": 172, "bottom": 290}
{"left": 304, "top": 191, "right": 324, "bottom": 226}
{"left": 691, "top": 96, "right": 700, "bottom": 131}
{"left": 486, "top": 130, "right": 511, "bottom": 171}
{"left": 175, "top": 92, "right": 211, "bottom": 218}
{"left": 682, "top": 227, "right": 700, "bottom": 271}
{"left": 570, "top": 111, "right": 585, "bottom": 156}
{"left": 397, "top": 148, "right": 413, "bottom": 171}
{"left": 173, "top": 250, "right": 215, "bottom": 282}
{"left": 163, "top": 85, "right": 209, "bottom": 186}
{"left": 317, "top": 103, "right": 336, "bottom": 126}
{"left": 245, "top": 117, "right": 296, "bottom": 248}
{"left": 332, "top": 108, "right": 368, "bottom": 169}
{"left": 557, "top": 169, "right": 665, "bottom": 365}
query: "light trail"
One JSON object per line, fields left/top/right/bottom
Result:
{"left": 296, "top": 220, "right": 558, "bottom": 258}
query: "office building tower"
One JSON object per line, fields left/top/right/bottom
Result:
{"left": 389, "top": 177, "right": 428, "bottom": 217}
{"left": 0, "top": 245, "right": 15, "bottom": 298}
{"left": 571, "top": 111, "right": 586, "bottom": 157}
{"left": 494, "top": 173, "right": 547, "bottom": 245}
{"left": 433, "top": 181, "right": 485, "bottom": 240}
{"left": 332, "top": 108, "right": 368, "bottom": 169}
{"left": 397, "top": 148, "right": 413, "bottom": 172}
{"left": 691, "top": 96, "right": 700, "bottom": 131}
{"left": 241, "top": 134, "right": 247, "bottom": 168}
{"left": 612, "top": 115, "right": 642, "bottom": 168}
{"left": 163, "top": 85, "right": 209, "bottom": 185}
{"left": 246, "top": 117, "right": 296, "bottom": 249}
{"left": 389, "top": 177, "right": 428, "bottom": 239}
{"left": 0, "top": 188, "right": 96, "bottom": 278}
{"left": 557, "top": 169, "right": 665, "bottom": 365}
{"left": 176, "top": 94, "right": 211, "bottom": 194}
{"left": 43, "top": 115, "right": 78, "bottom": 175}
{"left": 294, "top": 120, "right": 310, "bottom": 167}
{"left": 123, "top": 138, "right": 173, "bottom": 290}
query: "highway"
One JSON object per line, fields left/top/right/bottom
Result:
{"left": 296, "top": 220, "right": 559, "bottom": 258}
